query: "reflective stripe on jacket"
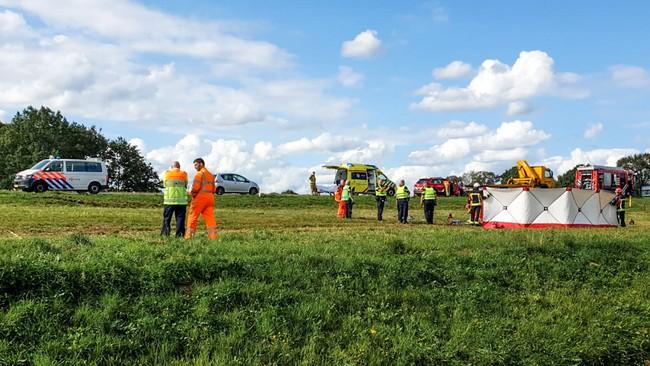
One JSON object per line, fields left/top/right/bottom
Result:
{"left": 163, "top": 169, "right": 188, "bottom": 205}
{"left": 396, "top": 186, "right": 409, "bottom": 199}
{"left": 191, "top": 168, "right": 216, "bottom": 196}
{"left": 423, "top": 187, "right": 437, "bottom": 200}
{"left": 469, "top": 192, "right": 482, "bottom": 207}
{"left": 342, "top": 185, "right": 351, "bottom": 201}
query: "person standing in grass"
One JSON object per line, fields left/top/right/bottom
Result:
{"left": 185, "top": 158, "right": 218, "bottom": 240}
{"left": 309, "top": 171, "right": 319, "bottom": 196}
{"left": 342, "top": 179, "right": 353, "bottom": 219}
{"left": 334, "top": 180, "right": 346, "bottom": 218}
{"left": 467, "top": 182, "right": 483, "bottom": 225}
{"left": 396, "top": 179, "right": 410, "bottom": 224}
{"left": 611, "top": 187, "right": 627, "bottom": 227}
{"left": 375, "top": 179, "right": 388, "bottom": 221}
{"left": 161, "top": 161, "right": 188, "bottom": 237}
{"left": 420, "top": 181, "right": 437, "bottom": 224}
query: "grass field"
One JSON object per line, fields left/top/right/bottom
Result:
{"left": 1, "top": 191, "right": 649, "bottom": 365}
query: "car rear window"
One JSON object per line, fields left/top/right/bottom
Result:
{"left": 416, "top": 179, "right": 428, "bottom": 184}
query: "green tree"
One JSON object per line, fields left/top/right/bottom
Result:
{"left": 556, "top": 164, "right": 584, "bottom": 187}
{"left": 103, "top": 137, "right": 162, "bottom": 192}
{"left": 617, "top": 153, "right": 650, "bottom": 195}
{"left": 498, "top": 166, "right": 518, "bottom": 184}
{"left": 0, "top": 106, "right": 108, "bottom": 189}
{"left": 462, "top": 171, "right": 496, "bottom": 185}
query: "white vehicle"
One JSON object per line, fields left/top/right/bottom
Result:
{"left": 13, "top": 158, "right": 108, "bottom": 194}
{"left": 215, "top": 173, "right": 260, "bottom": 195}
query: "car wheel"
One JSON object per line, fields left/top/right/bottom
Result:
{"left": 216, "top": 186, "right": 225, "bottom": 195}
{"left": 33, "top": 181, "right": 48, "bottom": 193}
{"left": 88, "top": 182, "right": 101, "bottom": 194}
{"left": 387, "top": 188, "right": 395, "bottom": 197}
{"left": 249, "top": 187, "right": 259, "bottom": 195}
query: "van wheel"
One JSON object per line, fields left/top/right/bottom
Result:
{"left": 216, "top": 186, "right": 225, "bottom": 195}
{"left": 33, "top": 181, "right": 48, "bottom": 193}
{"left": 387, "top": 188, "right": 395, "bottom": 197}
{"left": 88, "top": 182, "right": 101, "bottom": 194}
{"left": 249, "top": 187, "right": 258, "bottom": 195}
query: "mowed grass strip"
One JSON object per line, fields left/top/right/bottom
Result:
{"left": 0, "top": 191, "right": 649, "bottom": 364}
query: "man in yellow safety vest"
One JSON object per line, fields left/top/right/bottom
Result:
{"left": 420, "top": 182, "right": 437, "bottom": 224}
{"left": 375, "top": 179, "right": 388, "bottom": 221}
{"left": 161, "top": 161, "right": 189, "bottom": 237}
{"left": 396, "top": 180, "right": 410, "bottom": 224}
{"left": 467, "top": 182, "right": 483, "bottom": 225}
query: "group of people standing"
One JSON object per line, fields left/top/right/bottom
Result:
{"left": 334, "top": 179, "right": 442, "bottom": 224}
{"left": 160, "top": 158, "right": 218, "bottom": 240}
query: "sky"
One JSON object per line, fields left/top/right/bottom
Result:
{"left": 1, "top": 0, "right": 649, "bottom": 192}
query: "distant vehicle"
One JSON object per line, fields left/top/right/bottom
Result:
{"left": 574, "top": 165, "right": 634, "bottom": 195}
{"left": 413, "top": 177, "right": 445, "bottom": 196}
{"left": 215, "top": 173, "right": 259, "bottom": 195}
{"left": 642, "top": 185, "right": 650, "bottom": 197}
{"left": 322, "top": 163, "right": 396, "bottom": 196}
{"left": 13, "top": 158, "right": 108, "bottom": 194}
{"left": 492, "top": 160, "right": 555, "bottom": 188}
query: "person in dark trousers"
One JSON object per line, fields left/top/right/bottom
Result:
{"left": 161, "top": 161, "right": 188, "bottom": 237}
{"left": 396, "top": 179, "right": 410, "bottom": 224}
{"left": 375, "top": 179, "right": 388, "bottom": 221}
{"left": 467, "top": 182, "right": 484, "bottom": 225}
{"left": 420, "top": 182, "right": 437, "bottom": 224}
{"left": 611, "top": 187, "right": 626, "bottom": 227}
{"left": 342, "top": 180, "right": 353, "bottom": 219}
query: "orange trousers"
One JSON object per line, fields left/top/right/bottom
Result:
{"left": 186, "top": 195, "right": 217, "bottom": 239}
{"left": 337, "top": 201, "right": 346, "bottom": 218}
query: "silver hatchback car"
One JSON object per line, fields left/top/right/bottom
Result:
{"left": 215, "top": 173, "right": 260, "bottom": 195}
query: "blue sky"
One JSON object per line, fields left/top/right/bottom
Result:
{"left": 1, "top": 0, "right": 648, "bottom": 192}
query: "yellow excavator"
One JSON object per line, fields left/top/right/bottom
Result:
{"left": 493, "top": 160, "right": 556, "bottom": 188}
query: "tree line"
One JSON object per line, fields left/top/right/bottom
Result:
{"left": 0, "top": 106, "right": 161, "bottom": 191}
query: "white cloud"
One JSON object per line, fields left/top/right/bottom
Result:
{"left": 0, "top": 3, "right": 355, "bottom": 130}
{"left": 0, "top": 9, "right": 30, "bottom": 35}
{"left": 341, "top": 30, "right": 382, "bottom": 59}
{"left": 128, "top": 137, "right": 146, "bottom": 153}
{"left": 506, "top": 101, "right": 533, "bottom": 116}
{"left": 0, "top": 109, "right": 6, "bottom": 122}
{"left": 584, "top": 122, "right": 604, "bottom": 139}
{"left": 331, "top": 139, "right": 393, "bottom": 163}
{"left": 337, "top": 66, "right": 364, "bottom": 87}
{"left": 276, "top": 133, "right": 360, "bottom": 156}
{"left": 412, "top": 50, "right": 588, "bottom": 112}
{"left": 436, "top": 121, "right": 488, "bottom": 139}
{"left": 610, "top": 65, "right": 650, "bottom": 89}
{"left": 409, "top": 120, "right": 549, "bottom": 164}
{"left": 433, "top": 61, "right": 472, "bottom": 80}
{"left": 543, "top": 148, "right": 639, "bottom": 175}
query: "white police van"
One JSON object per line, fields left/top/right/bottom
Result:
{"left": 13, "top": 158, "right": 108, "bottom": 194}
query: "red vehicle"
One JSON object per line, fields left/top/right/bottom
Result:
{"left": 414, "top": 177, "right": 462, "bottom": 196}
{"left": 574, "top": 165, "right": 634, "bottom": 195}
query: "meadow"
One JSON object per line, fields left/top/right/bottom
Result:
{"left": 0, "top": 191, "right": 649, "bottom": 365}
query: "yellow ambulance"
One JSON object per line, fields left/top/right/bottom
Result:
{"left": 322, "top": 163, "right": 396, "bottom": 196}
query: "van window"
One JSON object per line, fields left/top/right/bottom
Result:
{"left": 31, "top": 160, "right": 50, "bottom": 170}
{"left": 351, "top": 171, "right": 367, "bottom": 180}
{"left": 377, "top": 172, "right": 388, "bottom": 181}
{"left": 66, "top": 161, "right": 87, "bottom": 172}
{"left": 45, "top": 161, "right": 63, "bottom": 172}
{"left": 86, "top": 162, "right": 102, "bottom": 172}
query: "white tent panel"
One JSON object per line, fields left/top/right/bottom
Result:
{"left": 486, "top": 188, "right": 523, "bottom": 207}
{"left": 581, "top": 193, "right": 602, "bottom": 225}
{"left": 490, "top": 209, "right": 519, "bottom": 224}
{"left": 508, "top": 190, "right": 544, "bottom": 224}
{"left": 572, "top": 188, "right": 593, "bottom": 208}
{"left": 530, "top": 188, "right": 566, "bottom": 207}
{"left": 482, "top": 195, "right": 504, "bottom": 222}
{"left": 573, "top": 212, "right": 593, "bottom": 225}
{"left": 547, "top": 191, "right": 579, "bottom": 224}
{"left": 531, "top": 210, "right": 561, "bottom": 225}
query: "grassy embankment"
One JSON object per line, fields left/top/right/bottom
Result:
{"left": 0, "top": 191, "right": 649, "bottom": 365}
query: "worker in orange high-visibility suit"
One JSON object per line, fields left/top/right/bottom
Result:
{"left": 185, "top": 158, "right": 218, "bottom": 240}
{"left": 335, "top": 180, "right": 346, "bottom": 218}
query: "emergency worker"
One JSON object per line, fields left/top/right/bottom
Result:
{"left": 467, "top": 182, "right": 483, "bottom": 225}
{"left": 443, "top": 179, "right": 451, "bottom": 197}
{"left": 309, "top": 171, "right": 318, "bottom": 196}
{"left": 375, "top": 179, "right": 388, "bottom": 221}
{"left": 420, "top": 181, "right": 437, "bottom": 224}
{"left": 611, "top": 187, "right": 626, "bottom": 227}
{"left": 335, "top": 180, "right": 346, "bottom": 218}
{"left": 185, "top": 158, "right": 218, "bottom": 240}
{"left": 161, "top": 161, "right": 188, "bottom": 237}
{"left": 341, "top": 180, "right": 353, "bottom": 219}
{"left": 396, "top": 180, "right": 410, "bottom": 224}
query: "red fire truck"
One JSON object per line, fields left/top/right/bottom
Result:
{"left": 574, "top": 165, "right": 634, "bottom": 195}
